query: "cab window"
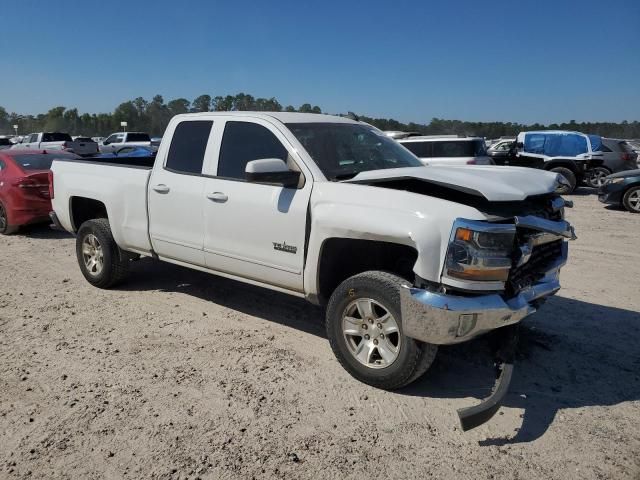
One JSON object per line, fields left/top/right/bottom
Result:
{"left": 165, "top": 120, "right": 213, "bottom": 175}
{"left": 217, "top": 122, "right": 288, "bottom": 180}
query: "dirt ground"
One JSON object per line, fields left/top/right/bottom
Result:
{"left": 1, "top": 190, "right": 639, "bottom": 479}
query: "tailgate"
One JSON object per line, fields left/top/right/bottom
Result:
{"left": 71, "top": 141, "right": 99, "bottom": 155}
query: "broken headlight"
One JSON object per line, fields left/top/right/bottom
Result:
{"left": 445, "top": 220, "right": 516, "bottom": 283}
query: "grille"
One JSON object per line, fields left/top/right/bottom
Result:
{"left": 507, "top": 239, "right": 563, "bottom": 295}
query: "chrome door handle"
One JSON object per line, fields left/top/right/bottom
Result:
{"left": 206, "top": 192, "right": 228, "bottom": 202}
{"left": 152, "top": 184, "right": 170, "bottom": 194}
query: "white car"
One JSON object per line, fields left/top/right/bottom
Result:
{"left": 398, "top": 135, "right": 494, "bottom": 166}
{"left": 99, "top": 132, "right": 155, "bottom": 153}
{"left": 11, "top": 132, "right": 98, "bottom": 156}
{"left": 50, "top": 112, "right": 574, "bottom": 430}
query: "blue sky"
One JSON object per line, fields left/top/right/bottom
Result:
{"left": 1, "top": 0, "right": 639, "bottom": 124}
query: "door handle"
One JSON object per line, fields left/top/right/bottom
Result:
{"left": 152, "top": 184, "right": 170, "bottom": 194}
{"left": 206, "top": 192, "right": 228, "bottom": 202}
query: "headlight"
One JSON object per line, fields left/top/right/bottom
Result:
{"left": 444, "top": 220, "right": 516, "bottom": 283}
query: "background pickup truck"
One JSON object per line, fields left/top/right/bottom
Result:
{"left": 50, "top": 112, "right": 575, "bottom": 430}
{"left": 99, "top": 131, "right": 155, "bottom": 153}
{"left": 11, "top": 132, "right": 98, "bottom": 156}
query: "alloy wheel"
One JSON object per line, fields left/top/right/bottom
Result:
{"left": 342, "top": 298, "right": 401, "bottom": 369}
{"left": 628, "top": 190, "right": 640, "bottom": 212}
{"left": 82, "top": 234, "right": 104, "bottom": 276}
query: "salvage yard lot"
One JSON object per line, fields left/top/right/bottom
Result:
{"left": 1, "top": 192, "right": 639, "bottom": 479}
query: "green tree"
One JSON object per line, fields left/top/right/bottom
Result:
{"left": 167, "top": 98, "right": 191, "bottom": 116}
{"left": 191, "top": 94, "right": 211, "bottom": 112}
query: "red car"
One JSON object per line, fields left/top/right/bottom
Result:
{"left": 0, "top": 150, "right": 79, "bottom": 234}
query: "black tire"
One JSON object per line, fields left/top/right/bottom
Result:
{"left": 326, "top": 271, "right": 437, "bottom": 390}
{"left": 586, "top": 167, "right": 611, "bottom": 188}
{"left": 0, "top": 201, "right": 17, "bottom": 235}
{"left": 622, "top": 186, "right": 640, "bottom": 213}
{"left": 550, "top": 167, "right": 577, "bottom": 194}
{"left": 76, "top": 218, "right": 130, "bottom": 288}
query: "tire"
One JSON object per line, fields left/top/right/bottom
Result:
{"left": 622, "top": 186, "right": 640, "bottom": 213}
{"left": 550, "top": 167, "right": 577, "bottom": 194}
{"left": 586, "top": 167, "right": 611, "bottom": 188}
{"left": 76, "top": 218, "right": 130, "bottom": 288}
{"left": 326, "top": 271, "right": 438, "bottom": 390}
{"left": 0, "top": 201, "right": 17, "bottom": 235}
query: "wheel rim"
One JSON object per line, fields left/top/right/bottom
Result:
{"left": 82, "top": 234, "right": 104, "bottom": 276}
{"left": 589, "top": 169, "right": 609, "bottom": 188}
{"left": 628, "top": 190, "right": 640, "bottom": 212}
{"left": 0, "top": 204, "right": 6, "bottom": 231}
{"left": 342, "top": 298, "right": 401, "bottom": 369}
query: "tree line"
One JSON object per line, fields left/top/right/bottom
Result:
{"left": 1, "top": 92, "right": 639, "bottom": 139}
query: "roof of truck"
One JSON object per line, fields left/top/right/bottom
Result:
{"left": 172, "top": 112, "right": 361, "bottom": 124}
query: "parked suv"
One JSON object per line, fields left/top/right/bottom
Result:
{"left": 585, "top": 138, "right": 638, "bottom": 188}
{"left": 398, "top": 135, "right": 494, "bottom": 166}
{"left": 494, "top": 130, "right": 604, "bottom": 194}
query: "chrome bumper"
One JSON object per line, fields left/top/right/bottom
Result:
{"left": 401, "top": 242, "right": 568, "bottom": 345}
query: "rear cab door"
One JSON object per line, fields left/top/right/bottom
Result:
{"left": 148, "top": 118, "right": 215, "bottom": 266}
{"left": 201, "top": 116, "right": 313, "bottom": 292}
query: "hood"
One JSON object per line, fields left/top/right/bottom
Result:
{"left": 608, "top": 168, "right": 640, "bottom": 179}
{"left": 346, "top": 166, "right": 559, "bottom": 202}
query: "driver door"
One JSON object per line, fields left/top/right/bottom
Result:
{"left": 202, "top": 118, "right": 312, "bottom": 292}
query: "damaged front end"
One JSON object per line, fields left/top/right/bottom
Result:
{"left": 400, "top": 197, "right": 576, "bottom": 431}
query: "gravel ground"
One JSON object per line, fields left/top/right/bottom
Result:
{"left": 1, "top": 191, "right": 639, "bottom": 479}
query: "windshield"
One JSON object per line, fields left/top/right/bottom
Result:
{"left": 286, "top": 123, "right": 423, "bottom": 180}
{"left": 12, "top": 153, "right": 79, "bottom": 170}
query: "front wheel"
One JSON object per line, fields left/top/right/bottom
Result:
{"left": 586, "top": 167, "right": 611, "bottom": 188}
{"left": 76, "top": 218, "right": 130, "bottom": 288}
{"left": 550, "top": 167, "right": 577, "bottom": 194}
{"left": 622, "top": 186, "right": 640, "bottom": 213}
{"left": 326, "top": 271, "right": 437, "bottom": 390}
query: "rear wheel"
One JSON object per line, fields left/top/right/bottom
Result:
{"left": 586, "top": 167, "right": 611, "bottom": 188}
{"left": 550, "top": 167, "right": 577, "bottom": 194}
{"left": 76, "top": 218, "right": 130, "bottom": 288}
{"left": 0, "top": 201, "right": 17, "bottom": 235}
{"left": 326, "top": 271, "right": 437, "bottom": 390}
{"left": 622, "top": 186, "right": 640, "bottom": 213}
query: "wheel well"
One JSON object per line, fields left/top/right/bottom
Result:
{"left": 543, "top": 160, "right": 578, "bottom": 173}
{"left": 317, "top": 238, "right": 418, "bottom": 305}
{"left": 70, "top": 197, "right": 108, "bottom": 231}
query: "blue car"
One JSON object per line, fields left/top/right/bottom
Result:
{"left": 96, "top": 146, "right": 156, "bottom": 159}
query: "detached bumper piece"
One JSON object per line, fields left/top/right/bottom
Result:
{"left": 457, "top": 325, "right": 518, "bottom": 431}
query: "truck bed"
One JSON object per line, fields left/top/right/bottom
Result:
{"left": 51, "top": 158, "right": 154, "bottom": 255}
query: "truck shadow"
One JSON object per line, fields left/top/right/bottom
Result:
{"left": 119, "top": 257, "right": 326, "bottom": 338}
{"left": 120, "top": 259, "right": 640, "bottom": 445}
{"left": 399, "top": 296, "right": 640, "bottom": 444}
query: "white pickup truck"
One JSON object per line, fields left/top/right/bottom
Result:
{"left": 99, "top": 131, "right": 155, "bottom": 153}
{"left": 50, "top": 112, "right": 575, "bottom": 430}
{"left": 11, "top": 132, "right": 99, "bottom": 156}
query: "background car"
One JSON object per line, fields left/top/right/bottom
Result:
{"left": 95, "top": 146, "right": 156, "bottom": 159}
{"left": 487, "top": 138, "right": 515, "bottom": 161}
{"left": 398, "top": 135, "right": 494, "bottom": 165}
{"left": 0, "top": 137, "right": 13, "bottom": 150}
{"left": 586, "top": 138, "right": 639, "bottom": 187}
{"left": 0, "top": 150, "right": 79, "bottom": 234}
{"left": 598, "top": 169, "right": 640, "bottom": 213}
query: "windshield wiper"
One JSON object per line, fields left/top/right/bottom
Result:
{"left": 331, "top": 171, "right": 361, "bottom": 181}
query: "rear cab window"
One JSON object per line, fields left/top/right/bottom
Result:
{"left": 42, "top": 133, "right": 72, "bottom": 142}
{"left": 165, "top": 121, "right": 213, "bottom": 175}
{"left": 127, "top": 133, "right": 151, "bottom": 142}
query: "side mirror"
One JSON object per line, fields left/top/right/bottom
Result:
{"left": 245, "top": 158, "right": 300, "bottom": 188}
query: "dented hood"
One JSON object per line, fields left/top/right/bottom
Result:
{"left": 345, "top": 166, "right": 560, "bottom": 202}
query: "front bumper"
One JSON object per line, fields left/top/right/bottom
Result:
{"left": 598, "top": 183, "right": 625, "bottom": 205}
{"left": 401, "top": 217, "right": 571, "bottom": 346}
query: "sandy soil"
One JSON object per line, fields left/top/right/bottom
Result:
{"left": 1, "top": 190, "right": 639, "bottom": 479}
